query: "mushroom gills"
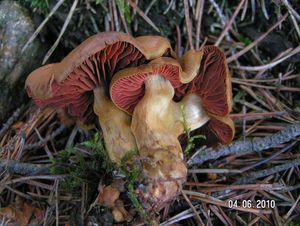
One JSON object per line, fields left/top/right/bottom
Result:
{"left": 93, "top": 87, "right": 137, "bottom": 164}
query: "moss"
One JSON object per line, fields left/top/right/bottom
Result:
{"left": 119, "top": 150, "right": 155, "bottom": 224}
{"left": 288, "top": 223, "right": 300, "bottom": 226}
{"left": 127, "top": 183, "right": 148, "bottom": 221}
{"left": 116, "top": 0, "right": 132, "bottom": 25}
{"left": 23, "top": 0, "right": 49, "bottom": 14}
{"left": 238, "top": 34, "right": 252, "bottom": 46}
{"left": 51, "top": 134, "right": 153, "bottom": 222}
{"left": 119, "top": 150, "right": 140, "bottom": 182}
{"left": 50, "top": 133, "right": 114, "bottom": 194}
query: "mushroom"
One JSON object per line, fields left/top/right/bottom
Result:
{"left": 25, "top": 32, "right": 175, "bottom": 163}
{"left": 110, "top": 57, "right": 211, "bottom": 210}
{"left": 175, "top": 45, "right": 235, "bottom": 146}
{"left": 110, "top": 46, "right": 235, "bottom": 209}
{"left": 97, "top": 181, "right": 132, "bottom": 222}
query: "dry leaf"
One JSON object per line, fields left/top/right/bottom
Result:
{"left": 0, "top": 196, "right": 44, "bottom": 226}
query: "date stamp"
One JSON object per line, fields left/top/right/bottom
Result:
{"left": 228, "top": 199, "right": 276, "bottom": 209}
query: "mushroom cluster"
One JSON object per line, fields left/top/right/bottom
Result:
{"left": 26, "top": 32, "right": 234, "bottom": 213}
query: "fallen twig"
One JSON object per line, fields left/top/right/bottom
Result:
{"left": 188, "top": 123, "right": 300, "bottom": 166}
{"left": 22, "top": 125, "right": 65, "bottom": 151}
{"left": 195, "top": 0, "right": 204, "bottom": 49}
{"left": 231, "top": 46, "right": 300, "bottom": 71}
{"left": 239, "top": 141, "right": 297, "bottom": 172}
{"left": 183, "top": 0, "right": 194, "bottom": 50}
{"left": 236, "top": 157, "right": 300, "bottom": 184}
{"left": 0, "top": 124, "right": 65, "bottom": 153}
{"left": 160, "top": 205, "right": 201, "bottom": 226}
{"left": 22, "top": 0, "right": 66, "bottom": 53}
{"left": 214, "top": 0, "right": 246, "bottom": 46}
{"left": 208, "top": 0, "right": 227, "bottom": 26}
{"left": 144, "top": 0, "right": 158, "bottom": 15}
{"left": 227, "top": 13, "right": 288, "bottom": 63}
{"left": 181, "top": 188, "right": 204, "bottom": 226}
{"left": 0, "top": 105, "right": 24, "bottom": 139}
{"left": 126, "top": 0, "right": 160, "bottom": 32}
{"left": 282, "top": 0, "right": 300, "bottom": 21}
{"left": 42, "top": 0, "right": 78, "bottom": 64}
{"left": 0, "top": 160, "right": 50, "bottom": 176}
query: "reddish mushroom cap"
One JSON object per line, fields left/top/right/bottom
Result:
{"left": 25, "top": 32, "right": 174, "bottom": 125}
{"left": 176, "top": 46, "right": 234, "bottom": 145}
{"left": 189, "top": 115, "right": 235, "bottom": 146}
{"left": 110, "top": 57, "right": 187, "bottom": 114}
{"left": 175, "top": 45, "right": 232, "bottom": 117}
{"left": 110, "top": 50, "right": 234, "bottom": 145}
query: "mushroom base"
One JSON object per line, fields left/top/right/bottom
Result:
{"left": 131, "top": 75, "right": 188, "bottom": 211}
{"left": 93, "top": 87, "right": 137, "bottom": 164}
{"left": 136, "top": 149, "right": 187, "bottom": 211}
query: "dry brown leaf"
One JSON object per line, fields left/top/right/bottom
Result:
{"left": 0, "top": 196, "right": 44, "bottom": 226}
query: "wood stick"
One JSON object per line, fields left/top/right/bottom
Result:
{"left": 188, "top": 123, "right": 300, "bottom": 166}
{"left": 0, "top": 160, "right": 50, "bottom": 176}
{"left": 236, "top": 157, "right": 300, "bottom": 184}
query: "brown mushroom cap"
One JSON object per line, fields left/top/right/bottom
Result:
{"left": 25, "top": 32, "right": 174, "bottom": 125}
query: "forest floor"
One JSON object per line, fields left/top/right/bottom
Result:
{"left": 0, "top": 0, "right": 300, "bottom": 225}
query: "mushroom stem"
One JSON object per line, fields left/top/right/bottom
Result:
{"left": 93, "top": 87, "right": 137, "bottom": 164}
{"left": 131, "top": 75, "right": 209, "bottom": 210}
